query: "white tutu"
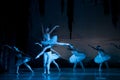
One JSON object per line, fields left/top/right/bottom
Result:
{"left": 16, "top": 57, "right": 31, "bottom": 66}
{"left": 94, "top": 54, "right": 111, "bottom": 64}
{"left": 52, "top": 53, "right": 60, "bottom": 60}
{"left": 41, "top": 35, "right": 58, "bottom": 45}
{"left": 69, "top": 53, "right": 86, "bottom": 63}
{"left": 46, "top": 52, "right": 60, "bottom": 61}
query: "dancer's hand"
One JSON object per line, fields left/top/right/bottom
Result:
{"left": 35, "top": 42, "right": 42, "bottom": 47}
{"left": 35, "top": 55, "right": 40, "bottom": 59}
{"left": 55, "top": 25, "right": 60, "bottom": 28}
{"left": 55, "top": 52, "right": 61, "bottom": 57}
{"left": 35, "top": 43, "right": 38, "bottom": 45}
{"left": 66, "top": 43, "right": 71, "bottom": 46}
{"left": 58, "top": 54, "right": 61, "bottom": 57}
{"left": 69, "top": 44, "right": 74, "bottom": 48}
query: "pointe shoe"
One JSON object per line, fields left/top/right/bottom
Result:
{"left": 47, "top": 72, "right": 50, "bottom": 74}
{"left": 99, "top": 69, "right": 102, "bottom": 72}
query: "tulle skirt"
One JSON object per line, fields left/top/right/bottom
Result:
{"left": 41, "top": 35, "right": 58, "bottom": 45}
{"left": 94, "top": 55, "right": 111, "bottom": 64}
{"left": 51, "top": 53, "right": 60, "bottom": 60}
{"left": 45, "top": 52, "right": 60, "bottom": 61}
{"left": 16, "top": 57, "right": 31, "bottom": 66}
{"left": 69, "top": 53, "right": 86, "bottom": 63}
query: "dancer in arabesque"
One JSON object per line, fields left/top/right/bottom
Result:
{"left": 35, "top": 25, "right": 71, "bottom": 74}
{"left": 35, "top": 42, "right": 61, "bottom": 74}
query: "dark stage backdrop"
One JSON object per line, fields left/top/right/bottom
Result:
{"left": 0, "top": 0, "right": 120, "bottom": 69}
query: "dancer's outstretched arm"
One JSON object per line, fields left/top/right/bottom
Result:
{"left": 88, "top": 44, "right": 97, "bottom": 50}
{"left": 35, "top": 45, "right": 51, "bottom": 59}
{"left": 69, "top": 45, "right": 81, "bottom": 52}
{"left": 51, "top": 48, "right": 61, "bottom": 56}
{"left": 3, "top": 45, "right": 22, "bottom": 53}
{"left": 35, "top": 42, "right": 42, "bottom": 47}
{"left": 13, "top": 46, "right": 23, "bottom": 53}
{"left": 110, "top": 43, "right": 120, "bottom": 49}
{"left": 56, "top": 42, "right": 70, "bottom": 46}
{"left": 49, "top": 25, "right": 60, "bottom": 34}
{"left": 69, "top": 44, "right": 74, "bottom": 49}
{"left": 3, "top": 45, "right": 12, "bottom": 49}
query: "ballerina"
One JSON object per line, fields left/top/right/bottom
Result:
{"left": 5, "top": 45, "right": 34, "bottom": 74}
{"left": 35, "top": 43, "right": 61, "bottom": 74}
{"left": 42, "top": 25, "right": 60, "bottom": 41}
{"left": 41, "top": 25, "right": 70, "bottom": 46}
{"left": 68, "top": 45, "right": 86, "bottom": 71}
{"left": 35, "top": 25, "right": 71, "bottom": 74}
{"left": 88, "top": 44, "right": 111, "bottom": 72}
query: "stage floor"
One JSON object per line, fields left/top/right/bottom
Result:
{"left": 0, "top": 68, "right": 120, "bottom": 80}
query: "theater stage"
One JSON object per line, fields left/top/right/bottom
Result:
{"left": 0, "top": 68, "right": 120, "bottom": 80}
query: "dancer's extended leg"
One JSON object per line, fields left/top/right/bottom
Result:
{"left": 44, "top": 53, "right": 48, "bottom": 74}
{"left": 105, "top": 62, "right": 109, "bottom": 69}
{"left": 99, "top": 63, "right": 102, "bottom": 72}
{"left": 53, "top": 60, "right": 61, "bottom": 72}
{"left": 24, "top": 63, "right": 34, "bottom": 73}
{"left": 16, "top": 65, "right": 20, "bottom": 74}
{"left": 80, "top": 61, "right": 85, "bottom": 72}
{"left": 73, "top": 62, "right": 77, "bottom": 71}
{"left": 46, "top": 61, "right": 51, "bottom": 74}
